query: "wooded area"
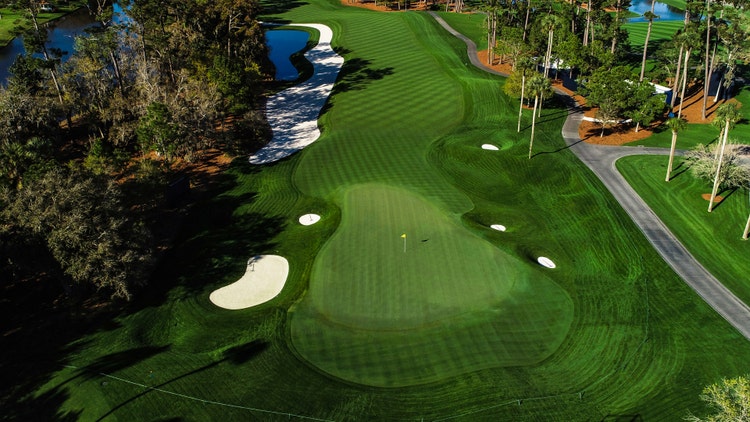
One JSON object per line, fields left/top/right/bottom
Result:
{"left": 0, "top": 0, "right": 269, "bottom": 301}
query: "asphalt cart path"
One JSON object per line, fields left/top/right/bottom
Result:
{"left": 430, "top": 11, "right": 750, "bottom": 340}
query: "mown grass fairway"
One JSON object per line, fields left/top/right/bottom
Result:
{"left": 21, "top": 0, "right": 750, "bottom": 420}
{"left": 291, "top": 184, "right": 572, "bottom": 386}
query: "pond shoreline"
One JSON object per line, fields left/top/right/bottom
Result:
{"left": 0, "top": 3, "right": 89, "bottom": 47}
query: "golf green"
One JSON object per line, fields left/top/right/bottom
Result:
{"left": 290, "top": 183, "right": 573, "bottom": 387}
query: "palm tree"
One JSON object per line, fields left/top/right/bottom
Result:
{"left": 484, "top": 0, "right": 500, "bottom": 65}
{"left": 708, "top": 103, "right": 741, "bottom": 212}
{"left": 639, "top": 4, "right": 658, "bottom": 82}
{"left": 541, "top": 14, "right": 558, "bottom": 78}
{"left": 516, "top": 57, "right": 535, "bottom": 132}
{"left": 665, "top": 117, "right": 687, "bottom": 182}
{"left": 527, "top": 75, "right": 551, "bottom": 159}
{"left": 701, "top": 0, "right": 714, "bottom": 120}
{"left": 743, "top": 193, "right": 750, "bottom": 239}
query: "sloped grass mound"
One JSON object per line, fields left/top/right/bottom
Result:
{"left": 290, "top": 184, "right": 573, "bottom": 387}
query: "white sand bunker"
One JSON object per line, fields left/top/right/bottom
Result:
{"left": 490, "top": 224, "right": 506, "bottom": 232}
{"left": 482, "top": 144, "right": 499, "bottom": 150}
{"left": 299, "top": 213, "right": 321, "bottom": 225}
{"left": 209, "top": 255, "right": 289, "bottom": 310}
{"left": 537, "top": 257, "right": 556, "bottom": 268}
{"left": 249, "top": 23, "right": 344, "bottom": 164}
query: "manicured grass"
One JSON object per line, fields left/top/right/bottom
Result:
{"left": 291, "top": 183, "right": 573, "bottom": 387}
{"left": 24, "top": 0, "right": 750, "bottom": 420}
{"left": 0, "top": 2, "right": 88, "bottom": 46}
{"left": 624, "top": 20, "right": 685, "bottom": 49}
{"left": 435, "top": 10, "right": 487, "bottom": 49}
{"left": 617, "top": 155, "right": 750, "bottom": 303}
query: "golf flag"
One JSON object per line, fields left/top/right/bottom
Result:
{"left": 401, "top": 233, "right": 406, "bottom": 238}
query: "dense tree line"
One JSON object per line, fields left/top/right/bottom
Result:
{"left": 484, "top": 0, "right": 750, "bottom": 128}
{"left": 482, "top": 0, "right": 750, "bottom": 236}
{"left": 0, "top": 0, "right": 269, "bottom": 300}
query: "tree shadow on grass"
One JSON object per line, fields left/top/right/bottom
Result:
{"left": 259, "top": 0, "right": 307, "bottom": 17}
{"left": 330, "top": 57, "right": 394, "bottom": 95}
{"left": 93, "top": 341, "right": 269, "bottom": 421}
{"left": 667, "top": 160, "right": 690, "bottom": 180}
{"left": 76, "top": 346, "right": 172, "bottom": 382}
{"left": 708, "top": 187, "right": 738, "bottom": 212}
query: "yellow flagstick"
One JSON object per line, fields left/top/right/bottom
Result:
{"left": 401, "top": 233, "right": 406, "bottom": 253}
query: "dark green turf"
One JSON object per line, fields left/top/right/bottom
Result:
{"left": 25, "top": 0, "right": 750, "bottom": 420}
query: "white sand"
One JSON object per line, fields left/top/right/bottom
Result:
{"left": 299, "top": 213, "right": 321, "bottom": 225}
{"left": 482, "top": 144, "right": 499, "bottom": 150}
{"left": 490, "top": 224, "right": 506, "bottom": 232}
{"left": 249, "top": 24, "right": 344, "bottom": 164}
{"left": 209, "top": 255, "right": 289, "bottom": 310}
{"left": 537, "top": 257, "right": 556, "bottom": 268}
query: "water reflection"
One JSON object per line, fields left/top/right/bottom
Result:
{"left": 266, "top": 29, "right": 309, "bottom": 81}
{"left": 0, "top": 3, "right": 125, "bottom": 83}
{"left": 627, "top": 0, "right": 685, "bottom": 22}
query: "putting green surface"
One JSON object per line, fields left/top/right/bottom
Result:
{"left": 290, "top": 184, "right": 572, "bottom": 386}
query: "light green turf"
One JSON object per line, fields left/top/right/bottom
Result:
{"left": 291, "top": 183, "right": 572, "bottom": 386}
{"left": 617, "top": 155, "right": 750, "bottom": 303}
{"left": 624, "top": 20, "right": 685, "bottom": 49}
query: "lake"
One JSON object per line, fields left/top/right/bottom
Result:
{"left": 266, "top": 29, "right": 309, "bottom": 81}
{"left": 0, "top": 3, "right": 127, "bottom": 83}
{"left": 626, "top": 0, "right": 685, "bottom": 22}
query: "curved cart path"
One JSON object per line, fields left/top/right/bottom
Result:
{"left": 430, "top": 12, "right": 750, "bottom": 340}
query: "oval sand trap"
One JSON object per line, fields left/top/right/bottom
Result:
{"left": 299, "top": 213, "right": 321, "bottom": 225}
{"left": 537, "top": 257, "right": 556, "bottom": 268}
{"left": 482, "top": 144, "right": 499, "bottom": 150}
{"left": 490, "top": 224, "right": 506, "bottom": 232}
{"left": 210, "top": 255, "right": 289, "bottom": 310}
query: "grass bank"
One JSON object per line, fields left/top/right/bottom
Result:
{"left": 0, "top": 1, "right": 88, "bottom": 46}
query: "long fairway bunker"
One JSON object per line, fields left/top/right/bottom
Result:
{"left": 290, "top": 184, "right": 574, "bottom": 387}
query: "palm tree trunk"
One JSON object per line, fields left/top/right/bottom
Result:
{"left": 583, "top": 3, "right": 591, "bottom": 46}
{"left": 544, "top": 29, "right": 553, "bottom": 78}
{"left": 523, "top": 2, "right": 531, "bottom": 41}
{"left": 714, "top": 72, "right": 723, "bottom": 102}
{"left": 666, "top": 130, "right": 678, "bottom": 181}
{"left": 677, "top": 49, "right": 690, "bottom": 118}
{"left": 708, "top": 120, "right": 730, "bottom": 212}
{"left": 640, "top": 2, "right": 655, "bottom": 82}
{"left": 538, "top": 91, "right": 544, "bottom": 118}
{"left": 518, "top": 74, "right": 526, "bottom": 132}
{"left": 701, "top": 0, "right": 712, "bottom": 120}
{"left": 671, "top": 46, "right": 684, "bottom": 109}
{"left": 743, "top": 211, "right": 750, "bottom": 239}
{"left": 529, "top": 95, "right": 538, "bottom": 159}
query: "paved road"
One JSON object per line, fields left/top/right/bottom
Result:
{"left": 430, "top": 12, "right": 750, "bottom": 340}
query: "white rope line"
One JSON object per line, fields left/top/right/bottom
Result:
{"left": 61, "top": 365, "right": 333, "bottom": 421}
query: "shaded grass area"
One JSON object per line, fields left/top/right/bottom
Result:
{"left": 617, "top": 155, "right": 750, "bottom": 303}
{"left": 21, "top": 2, "right": 750, "bottom": 421}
